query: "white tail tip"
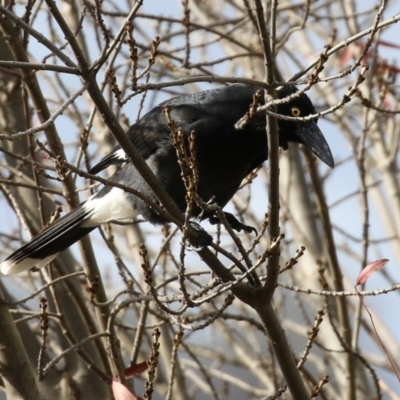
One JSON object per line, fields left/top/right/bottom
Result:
{"left": 1, "top": 254, "right": 58, "bottom": 275}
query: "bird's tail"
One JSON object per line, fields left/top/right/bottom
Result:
{"left": 1, "top": 202, "right": 95, "bottom": 275}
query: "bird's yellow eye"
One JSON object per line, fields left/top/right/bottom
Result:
{"left": 291, "top": 107, "right": 301, "bottom": 117}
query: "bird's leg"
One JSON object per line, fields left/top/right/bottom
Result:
{"left": 208, "top": 212, "right": 257, "bottom": 235}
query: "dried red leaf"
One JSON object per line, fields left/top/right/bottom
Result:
{"left": 124, "top": 361, "right": 148, "bottom": 378}
{"left": 112, "top": 380, "right": 138, "bottom": 400}
{"left": 356, "top": 259, "right": 389, "bottom": 285}
{"left": 384, "top": 64, "right": 400, "bottom": 74}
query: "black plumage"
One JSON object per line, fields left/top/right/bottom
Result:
{"left": 1, "top": 84, "right": 334, "bottom": 275}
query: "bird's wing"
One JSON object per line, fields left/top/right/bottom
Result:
{"left": 89, "top": 122, "right": 161, "bottom": 174}
{"left": 90, "top": 84, "right": 258, "bottom": 175}
{"left": 89, "top": 146, "right": 126, "bottom": 174}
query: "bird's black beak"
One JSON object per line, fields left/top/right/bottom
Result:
{"left": 296, "top": 121, "right": 334, "bottom": 168}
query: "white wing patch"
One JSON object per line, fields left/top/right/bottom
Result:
{"left": 82, "top": 187, "right": 139, "bottom": 227}
{"left": 115, "top": 148, "right": 127, "bottom": 161}
{"left": 146, "top": 153, "right": 159, "bottom": 172}
{"left": 114, "top": 149, "right": 158, "bottom": 171}
{"left": 82, "top": 151, "right": 159, "bottom": 227}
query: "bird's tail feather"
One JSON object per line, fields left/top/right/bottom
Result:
{"left": 1, "top": 203, "right": 95, "bottom": 275}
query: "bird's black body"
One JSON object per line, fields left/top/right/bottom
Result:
{"left": 90, "top": 85, "right": 332, "bottom": 224}
{"left": 1, "top": 84, "right": 334, "bottom": 275}
{"left": 94, "top": 85, "right": 269, "bottom": 224}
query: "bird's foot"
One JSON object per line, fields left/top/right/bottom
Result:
{"left": 209, "top": 212, "right": 257, "bottom": 235}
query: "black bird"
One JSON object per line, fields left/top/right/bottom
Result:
{"left": 0, "top": 85, "right": 334, "bottom": 275}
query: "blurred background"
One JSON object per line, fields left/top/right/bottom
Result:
{"left": 0, "top": 0, "right": 400, "bottom": 399}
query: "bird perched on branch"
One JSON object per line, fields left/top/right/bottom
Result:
{"left": 1, "top": 84, "right": 334, "bottom": 275}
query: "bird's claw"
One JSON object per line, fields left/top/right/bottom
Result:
{"left": 209, "top": 212, "right": 257, "bottom": 235}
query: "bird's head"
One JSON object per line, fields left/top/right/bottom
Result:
{"left": 276, "top": 86, "right": 334, "bottom": 168}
